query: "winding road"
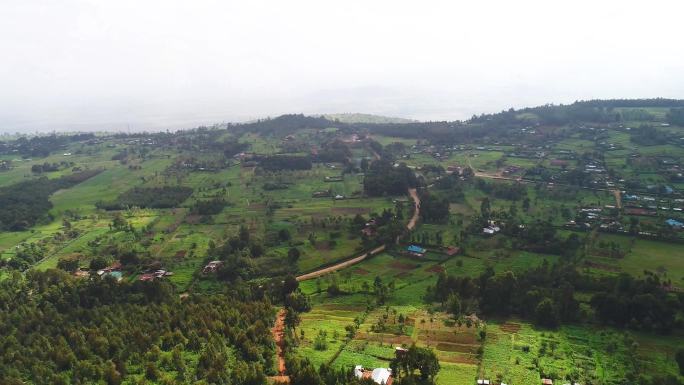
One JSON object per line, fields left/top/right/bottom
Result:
{"left": 295, "top": 187, "right": 420, "bottom": 282}
{"left": 270, "top": 188, "right": 420, "bottom": 381}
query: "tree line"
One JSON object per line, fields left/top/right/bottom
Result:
{"left": 96, "top": 186, "right": 193, "bottom": 210}
{"left": 0, "top": 269, "right": 276, "bottom": 385}
{"left": 428, "top": 261, "right": 683, "bottom": 332}
{"left": 0, "top": 169, "right": 102, "bottom": 231}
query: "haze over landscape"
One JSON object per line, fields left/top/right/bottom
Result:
{"left": 2, "top": 0, "right": 684, "bottom": 132}
{"left": 4, "top": 1, "right": 684, "bottom": 385}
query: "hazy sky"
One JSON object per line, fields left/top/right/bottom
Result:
{"left": 2, "top": 0, "right": 683, "bottom": 132}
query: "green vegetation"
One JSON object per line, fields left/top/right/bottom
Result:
{"left": 0, "top": 99, "right": 683, "bottom": 385}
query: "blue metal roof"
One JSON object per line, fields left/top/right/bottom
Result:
{"left": 407, "top": 245, "right": 426, "bottom": 253}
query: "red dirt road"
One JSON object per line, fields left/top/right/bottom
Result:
{"left": 269, "top": 308, "right": 289, "bottom": 382}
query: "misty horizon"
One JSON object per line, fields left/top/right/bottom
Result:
{"left": 2, "top": 0, "right": 683, "bottom": 133}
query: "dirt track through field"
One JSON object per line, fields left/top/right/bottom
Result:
{"left": 296, "top": 187, "right": 421, "bottom": 282}
{"left": 296, "top": 245, "right": 386, "bottom": 281}
{"left": 269, "top": 308, "right": 289, "bottom": 382}
{"left": 613, "top": 189, "right": 622, "bottom": 208}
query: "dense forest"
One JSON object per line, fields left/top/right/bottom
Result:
{"left": 0, "top": 270, "right": 275, "bottom": 385}
{"left": 0, "top": 169, "right": 102, "bottom": 231}
{"left": 363, "top": 160, "right": 417, "bottom": 196}
{"left": 96, "top": 186, "right": 194, "bottom": 210}
{"left": 428, "top": 262, "right": 683, "bottom": 332}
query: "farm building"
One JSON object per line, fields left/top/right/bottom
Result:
{"left": 542, "top": 379, "right": 553, "bottom": 385}
{"left": 476, "top": 380, "right": 490, "bottom": 384}
{"left": 354, "top": 366, "right": 392, "bottom": 385}
{"left": 445, "top": 246, "right": 461, "bottom": 256}
{"left": 406, "top": 245, "right": 426, "bottom": 256}
{"left": 203, "top": 260, "right": 223, "bottom": 274}
{"left": 483, "top": 224, "right": 500, "bottom": 235}
{"left": 666, "top": 219, "right": 684, "bottom": 228}
{"left": 139, "top": 269, "right": 173, "bottom": 281}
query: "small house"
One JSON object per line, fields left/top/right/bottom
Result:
{"left": 666, "top": 219, "right": 684, "bottom": 228}
{"left": 542, "top": 379, "right": 553, "bottom": 385}
{"left": 354, "top": 366, "right": 392, "bottom": 385}
{"left": 407, "top": 245, "right": 426, "bottom": 256}
{"left": 476, "top": 380, "right": 490, "bottom": 385}
{"left": 203, "top": 260, "right": 224, "bottom": 274}
{"left": 361, "top": 227, "right": 376, "bottom": 237}
{"left": 445, "top": 246, "right": 461, "bottom": 256}
{"left": 483, "top": 225, "right": 500, "bottom": 235}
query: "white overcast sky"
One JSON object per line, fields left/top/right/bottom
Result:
{"left": 1, "top": 0, "right": 683, "bottom": 132}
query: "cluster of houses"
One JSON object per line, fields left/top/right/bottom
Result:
{"left": 483, "top": 221, "right": 501, "bottom": 235}
{"left": 475, "top": 378, "right": 579, "bottom": 384}
{"left": 97, "top": 262, "right": 123, "bottom": 282}
{"left": 73, "top": 261, "right": 123, "bottom": 281}
{"left": 565, "top": 206, "right": 625, "bottom": 232}
{"left": 623, "top": 193, "right": 683, "bottom": 213}
{"left": 202, "top": 260, "right": 223, "bottom": 274}
{"left": 139, "top": 269, "right": 173, "bottom": 282}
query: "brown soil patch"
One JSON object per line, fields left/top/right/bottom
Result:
{"left": 354, "top": 267, "right": 370, "bottom": 275}
{"left": 499, "top": 323, "right": 521, "bottom": 333}
{"left": 418, "top": 330, "right": 478, "bottom": 345}
{"left": 394, "top": 271, "right": 411, "bottom": 279}
{"left": 584, "top": 260, "right": 621, "bottom": 272}
{"left": 425, "top": 265, "right": 445, "bottom": 273}
{"left": 318, "top": 304, "right": 366, "bottom": 312}
{"left": 184, "top": 215, "right": 202, "bottom": 224}
{"left": 356, "top": 333, "right": 414, "bottom": 345}
{"left": 439, "top": 355, "right": 478, "bottom": 365}
{"left": 174, "top": 250, "right": 187, "bottom": 258}
{"left": 390, "top": 261, "right": 418, "bottom": 270}
{"left": 331, "top": 207, "right": 370, "bottom": 215}
{"left": 435, "top": 342, "right": 480, "bottom": 354}
{"left": 315, "top": 241, "right": 332, "bottom": 251}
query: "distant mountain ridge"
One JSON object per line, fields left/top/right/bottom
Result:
{"left": 321, "top": 113, "right": 417, "bottom": 124}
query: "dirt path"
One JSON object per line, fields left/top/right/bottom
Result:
{"left": 613, "top": 189, "right": 622, "bottom": 209}
{"left": 407, "top": 188, "right": 420, "bottom": 230}
{"left": 296, "top": 245, "right": 386, "bottom": 281}
{"left": 269, "top": 308, "right": 289, "bottom": 382}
